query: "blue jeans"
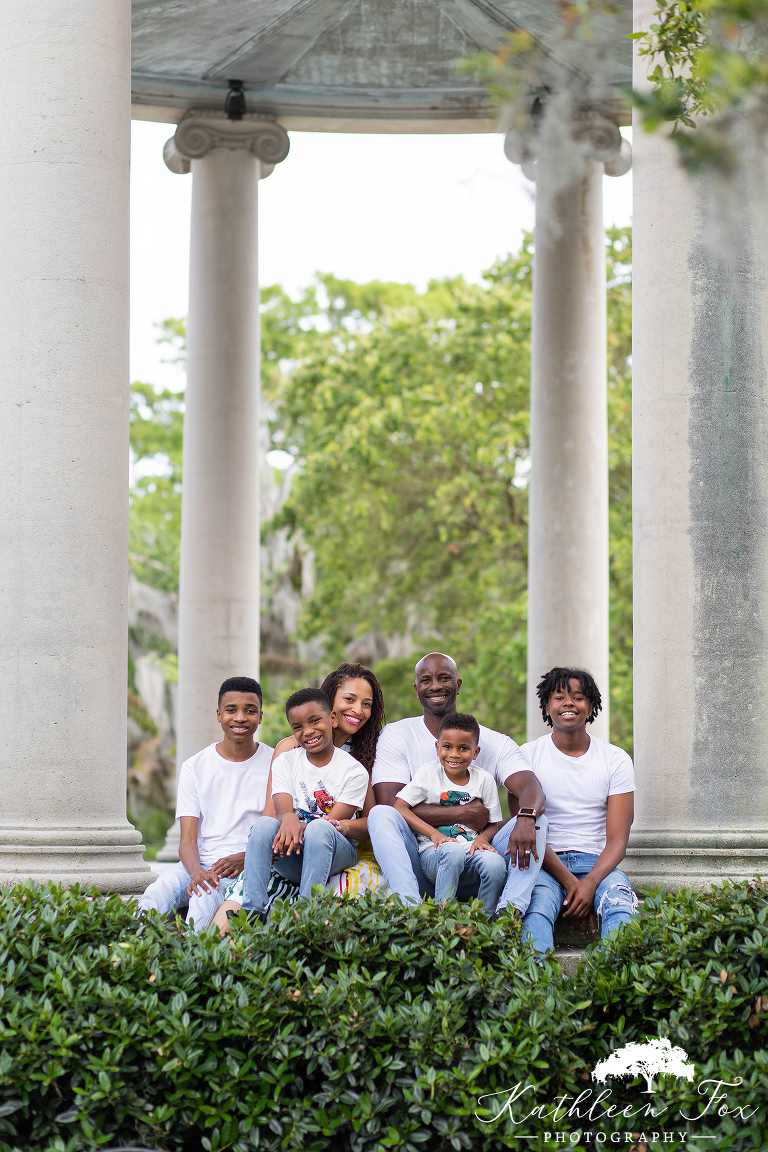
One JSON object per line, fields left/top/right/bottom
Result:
{"left": 368, "top": 804, "right": 548, "bottom": 914}
{"left": 137, "top": 861, "right": 238, "bottom": 932}
{"left": 240, "top": 816, "right": 359, "bottom": 913}
{"left": 419, "top": 841, "right": 507, "bottom": 916}
{"left": 522, "top": 851, "right": 638, "bottom": 954}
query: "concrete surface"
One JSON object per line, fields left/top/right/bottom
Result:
{"left": 159, "top": 117, "right": 287, "bottom": 860}
{"left": 626, "top": 0, "right": 768, "bottom": 889}
{"left": 0, "top": 0, "right": 154, "bottom": 892}
{"left": 526, "top": 156, "right": 610, "bottom": 740}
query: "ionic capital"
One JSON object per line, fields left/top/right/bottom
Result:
{"left": 503, "top": 109, "right": 631, "bottom": 179}
{"left": 163, "top": 110, "right": 290, "bottom": 176}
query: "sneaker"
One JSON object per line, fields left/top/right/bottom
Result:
{"left": 490, "top": 905, "right": 521, "bottom": 926}
{"left": 242, "top": 909, "right": 268, "bottom": 926}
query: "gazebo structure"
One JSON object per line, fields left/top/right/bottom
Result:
{"left": 1, "top": 0, "right": 766, "bottom": 893}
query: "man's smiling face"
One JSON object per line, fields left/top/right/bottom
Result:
{"left": 414, "top": 653, "right": 461, "bottom": 717}
{"left": 546, "top": 678, "right": 591, "bottom": 732}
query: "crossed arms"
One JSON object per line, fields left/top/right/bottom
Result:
{"left": 374, "top": 769, "right": 546, "bottom": 868}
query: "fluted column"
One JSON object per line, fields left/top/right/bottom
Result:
{"left": 157, "top": 112, "right": 289, "bottom": 860}
{"left": 0, "top": 0, "right": 153, "bottom": 889}
{"left": 626, "top": 0, "right": 768, "bottom": 887}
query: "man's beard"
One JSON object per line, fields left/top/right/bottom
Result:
{"left": 421, "top": 693, "right": 457, "bottom": 716}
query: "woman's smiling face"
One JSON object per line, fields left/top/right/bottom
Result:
{"left": 332, "top": 677, "right": 374, "bottom": 740}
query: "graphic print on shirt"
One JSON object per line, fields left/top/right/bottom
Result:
{"left": 438, "top": 788, "right": 472, "bottom": 841}
{"left": 296, "top": 779, "right": 334, "bottom": 822}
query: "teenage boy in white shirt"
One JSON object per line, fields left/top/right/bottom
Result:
{"left": 137, "top": 676, "right": 274, "bottom": 931}
{"left": 369, "top": 652, "right": 546, "bottom": 905}
{"left": 505, "top": 667, "right": 637, "bottom": 953}
{"left": 394, "top": 713, "right": 506, "bottom": 915}
{"left": 239, "top": 688, "right": 369, "bottom": 921}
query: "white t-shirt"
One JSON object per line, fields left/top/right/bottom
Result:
{"left": 175, "top": 741, "right": 274, "bottom": 868}
{"left": 396, "top": 759, "right": 503, "bottom": 853}
{"left": 371, "top": 713, "right": 528, "bottom": 790}
{"left": 271, "top": 745, "right": 369, "bottom": 819}
{"left": 520, "top": 733, "right": 635, "bottom": 855}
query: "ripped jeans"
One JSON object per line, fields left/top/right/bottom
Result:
{"left": 521, "top": 851, "right": 637, "bottom": 954}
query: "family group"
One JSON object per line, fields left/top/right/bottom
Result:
{"left": 138, "top": 653, "right": 638, "bottom": 953}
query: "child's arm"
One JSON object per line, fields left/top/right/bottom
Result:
{"left": 394, "top": 798, "right": 456, "bottom": 849}
{"left": 467, "top": 822, "right": 501, "bottom": 855}
{"left": 323, "top": 782, "right": 375, "bottom": 841}
{"left": 180, "top": 817, "right": 220, "bottom": 895}
{"left": 271, "top": 793, "right": 305, "bottom": 856}
{"left": 541, "top": 844, "right": 585, "bottom": 915}
{"left": 263, "top": 768, "right": 276, "bottom": 818}
{"left": 270, "top": 736, "right": 299, "bottom": 764}
{"left": 540, "top": 845, "right": 597, "bottom": 932}
{"left": 541, "top": 844, "right": 575, "bottom": 887}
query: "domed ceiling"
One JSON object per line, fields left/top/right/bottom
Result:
{"left": 131, "top": 0, "right": 632, "bottom": 128}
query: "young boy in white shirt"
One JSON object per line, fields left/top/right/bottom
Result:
{"left": 137, "top": 676, "right": 274, "bottom": 931}
{"left": 393, "top": 713, "right": 507, "bottom": 916}
{"left": 239, "top": 688, "right": 369, "bottom": 921}
{"left": 511, "top": 667, "right": 637, "bottom": 952}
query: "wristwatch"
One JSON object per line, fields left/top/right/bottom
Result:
{"left": 517, "top": 807, "right": 537, "bottom": 819}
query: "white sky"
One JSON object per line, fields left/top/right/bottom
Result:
{"left": 130, "top": 121, "right": 632, "bottom": 392}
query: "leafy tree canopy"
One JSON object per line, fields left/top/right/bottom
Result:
{"left": 129, "top": 228, "right": 633, "bottom": 749}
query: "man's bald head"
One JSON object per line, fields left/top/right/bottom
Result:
{"left": 414, "top": 652, "right": 457, "bottom": 679}
{"left": 413, "top": 652, "right": 461, "bottom": 718}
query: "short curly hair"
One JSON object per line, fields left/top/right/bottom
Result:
{"left": 437, "top": 712, "right": 480, "bottom": 743}
{"left": 536, "top": 667, "right": 602, "bottom": 726}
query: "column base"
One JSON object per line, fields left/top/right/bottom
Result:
{"left": 0, "top": 825, "right": 156, "bottom": 894}
{"left": 624, "top": 828, "right": 768, "bottom": 891}
{"left": 155, "top": 818, "right": 180, "bottom": 862}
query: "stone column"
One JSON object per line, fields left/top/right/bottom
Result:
{"left": 525, "top": 155, "right": 611, "bottom": 740}
{"left": 0, "top": 0, "right": 153, "bottom": 890}
{"left": 626, "top": 0, "right": 768, "bottom": 887}
{"left": 157, "top": 112, "right": 289, "bottom": 861}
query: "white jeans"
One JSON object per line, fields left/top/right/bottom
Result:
{"left": 137, "top": 862, "right": 238, "bottom": 932}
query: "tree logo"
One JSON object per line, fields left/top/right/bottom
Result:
{"left": 592, "top": 1038, "right": 696, "bottom": 1094}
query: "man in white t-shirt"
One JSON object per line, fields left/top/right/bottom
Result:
{"left": 368, "top": 652, "right": 546, "bottom": 906}
{"left": 137, "top": 676, "right": 274, "bottom": 931}
{"left": 239, "top": 688, "right": 369, "bottom": 920}
{"left": 511, "top": 666, "right": 637, "bottom": 953}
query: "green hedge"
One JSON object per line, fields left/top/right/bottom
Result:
{"left": 0, "top": 881, "right": 766, "bottom": 1151}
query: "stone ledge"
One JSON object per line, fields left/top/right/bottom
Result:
{"left": 553, "top": 948, "right": 586, "bottom": 976}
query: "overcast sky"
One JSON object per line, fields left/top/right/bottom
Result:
{"left": 130, "top": 121, "right": 632, "bottom": 393}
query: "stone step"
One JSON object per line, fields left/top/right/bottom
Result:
{"left": 553, "top": 948, "right": 586, "bottom": 976}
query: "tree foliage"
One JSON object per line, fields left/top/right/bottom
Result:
{"left": 632, "top": 0, "right": 768, "bottom": 172}
{"left": 129, "top": 230, "right": 633, "bottom": 750}
{"left": 129, "top": 378, "right": 184, "bottom": 592}
{"left": 274, "top": 249, "right": 532, "bottom": 738}
{"left": 271, "top": 230, "right": 633, "bottom": 749}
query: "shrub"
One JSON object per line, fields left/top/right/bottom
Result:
{"left": 0, "top": 886, "right": 592, "bottom": 1151}
{"left": 569, "top": 880, "right": 768, "bottom": 1150}
{"left": 0, "top": 881, "right": 767, "bottom": 1151}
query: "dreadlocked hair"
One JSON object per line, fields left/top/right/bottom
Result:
{"left": 536, "top": 667, "right": 602, "bottom": 726}
{"left": 320, "top": 662, "right": 386, "bottom": 773}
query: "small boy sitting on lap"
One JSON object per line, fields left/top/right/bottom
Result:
{"left": 238, "top": 688, "right": 369, "bottom": 921}
{"left": 393, "top": 712, "right": 506, "bottom": 916}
